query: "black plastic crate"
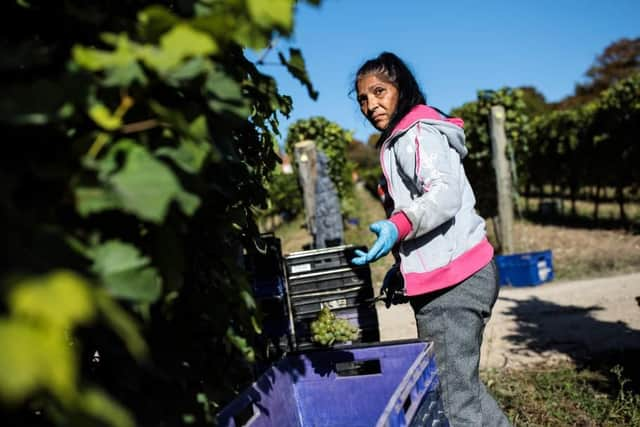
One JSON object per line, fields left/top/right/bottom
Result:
{"left": 285, "top": 245, "right": 369, "bottom": 276}
{"left": 287, "top": 266, "right": 372, "bottom": 295}
{"left": 257, "top": 294, "right": 288, "bottom": 318}
{"left": 289, "top": 285, "right": 374, "bottom": 317}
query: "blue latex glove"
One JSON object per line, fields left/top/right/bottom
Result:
{"left": 351, "top": 220, "right": 399, "bottom": 265}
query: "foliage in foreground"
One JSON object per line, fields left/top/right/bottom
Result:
{"left": 0, "top": 0, "right": 319, "bottom": 426}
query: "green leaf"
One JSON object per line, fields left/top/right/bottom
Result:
{"left": 9, "top": 271, "right": 95, "bottom": 329}
{"left": 77, "top": 141, "right": 201, "bottom": 221}
{"left": 137, "top": 5, "right": 180, "bottom": 41}
{"left": 75, "top": 186, "right": 120, "bottom": 217}
{"left": 156, "top": 138, "right": 211, "bottom": 174}
{"left": 0, "top": 321, "right": 75, "bottom": 404}
{"left": 206, "top": 68, "right": 251, "bottom": 117}
{"left": 108, "top": 143, "right": 198, "bottom": 223}
{"left": 165, "top": 57, "right": 211, "bottom": 85}
{"left": 90, "top": 240, "right": 150, "bottom": 276}
{"left": 103, "top": 61, "right": 148, "bottom": 87}
{"left": 88, "top": 239, "right": 161, "bottom": 303}
{"left": 226, "top": 327, "right": 255, "bottom": 363}
{"left": 101, "top": 267, "right": 161, "bottom": 303}
{"left": 247, "top": 0, "right": 294, "bottom": 32}
{"left": 73, "top": 35, "right": 138, "bottom": 71}
{"left": 278, "top": 48, "right": 318, "bottom": 100}
{"left": 140, "top": 24, "right": 218, "bottom": 74}
{"left": 174, "top": 189, "right": 201, "bottom": 216}
{"left": 0, "top": 321, "right": 46, "bottom": 403}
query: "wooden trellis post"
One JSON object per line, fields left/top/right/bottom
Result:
{"left": 293, "top": 140, "right": 317, "bottom": 238}
{"left": 489, "top": 106, "right": 514, "bottom": 254}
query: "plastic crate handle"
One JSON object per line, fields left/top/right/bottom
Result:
{"left": 377, "top": 348, "right": 437, "bottom": 427}
{"left": 216, "top": 397, "right": 259, "bottom": 427}
{"left": 335, "top": 358, "right": 381, "bottom": 377}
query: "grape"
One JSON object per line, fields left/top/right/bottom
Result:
{"left": 310, "top": 305, "right": 360, "bottom": 347}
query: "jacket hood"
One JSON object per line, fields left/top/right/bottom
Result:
{"left": 389, "top": 104, "right": 468, "bottom": 158}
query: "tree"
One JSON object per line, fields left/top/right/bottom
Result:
{"left": 558, "top": 37, "right": 640, "bottom": 109}
{"left": 518, "top": 86, "right": 551, "bottom": 116}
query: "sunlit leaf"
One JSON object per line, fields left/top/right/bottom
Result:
{"left": 73, "top": 35, "right": 137, "bottom": 71}
{"left": 9, "top": 271, "right": 95, "bottom": 329}
{"left": 89, "top": 103, "right": 122, "bottom": 130}
{"left": 226, "top": 327, "right": 255, "bottom": 363}
{"left": 0, "top": 321, "right": 46, "bottom": 403}
{"left": 247, "top": 0, "right": 294, "bottom": 32}
{"left": 0, "top": 323, "right": 76, "bottom": 404}
{"left": 140, "top": 24, "right": 218, "bottom": 74}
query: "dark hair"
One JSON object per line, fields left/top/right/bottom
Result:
{"left": 354, "top": 52, "right": 426, "bottom": 145}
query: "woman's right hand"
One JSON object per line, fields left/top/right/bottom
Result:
{"left": 350, "top": 220, "right": 399, "bottom": 265}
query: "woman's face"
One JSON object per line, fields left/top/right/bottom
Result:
{"left": 356, "top": 73, "right": 399, "bottom": 131}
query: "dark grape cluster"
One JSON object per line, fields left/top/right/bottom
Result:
{"left": 310, "top": 305, "right": 359, "bottom": 346}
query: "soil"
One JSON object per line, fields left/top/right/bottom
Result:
{"left": 375, "top": 272, "right": 640, "bottom": 370}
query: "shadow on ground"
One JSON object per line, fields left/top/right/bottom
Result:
{"left": 521, "top": 210, "right": 640, "bottom": 234}
{"left": 501, "top": 296, "right": 640, "bottom": 393}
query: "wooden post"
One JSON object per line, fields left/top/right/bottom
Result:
{"left": 489, "top": 106, "right": 514, "bottom": 254}
{"left": 293, "top": 140, "right": 317, "bottom": 239}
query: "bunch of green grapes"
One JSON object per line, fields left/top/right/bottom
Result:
{"left": 310, "top": 305, "right": 359, "bottom": 346}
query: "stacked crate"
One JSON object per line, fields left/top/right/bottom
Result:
{"left": 245, "top": 234, "right": 292, "bottom": 355}
{"left": 284, "top": 245, "right": 380, "bottom": 350}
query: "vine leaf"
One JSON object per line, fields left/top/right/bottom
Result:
{"left": 206, "top": 68, "right": 251, "bottom": 117}
{"left": 247, "top": 0, "right": 294, "bottom": 33}
{"left": 278, "top": 48, "right": 318, "bottom": 100}
{"left": 140, "top": 24, "right": 218, "bottom": 74}
{"left": 89, "top": 240, "right": 161, "bottom": 304}
{"left": 75, "top": 141, "right": 201, "bottom": 223}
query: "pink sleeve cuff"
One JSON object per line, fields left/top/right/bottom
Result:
{"left": 389, "top": 211, "right": 413, "bottom": 240}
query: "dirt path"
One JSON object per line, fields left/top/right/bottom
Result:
{"left": 376, "top": 272, "right": 640, "bottom": 370}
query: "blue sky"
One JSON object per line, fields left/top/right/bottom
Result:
{"left": 256, "top": 0, "right": 640, "bottom": 144}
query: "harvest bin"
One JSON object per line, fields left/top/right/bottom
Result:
{"left": 495, "top": 249, "right": 554, "bottom": 287}
{"left": 216, "top": 340, "right": 448, "bottom": 427}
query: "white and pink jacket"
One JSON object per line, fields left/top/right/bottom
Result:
{"left": 379, "top": 105, "right": 494, "bottom": 297}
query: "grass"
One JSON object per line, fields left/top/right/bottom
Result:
{"left": 273, "top": 184, "right": 640, "bottom": 426}
{"left": 483, "top": 360, "right": 640, "bottom": 426}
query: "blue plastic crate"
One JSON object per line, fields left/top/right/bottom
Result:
{"left": 216, "top": 340, "right": 448, "bottom": 427}
{"left": 496, "top": 250, "right": 554, "bottom": 287}
{"left": 251, "top": 276, "right": 285, "bottom": 299}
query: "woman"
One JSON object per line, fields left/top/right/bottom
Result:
{"left": 351, "top": 52, "right": 511, "bottom": 426}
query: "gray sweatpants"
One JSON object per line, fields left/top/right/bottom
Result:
{"left": 409, "top": 260, "right": 512, "bottom": 427}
